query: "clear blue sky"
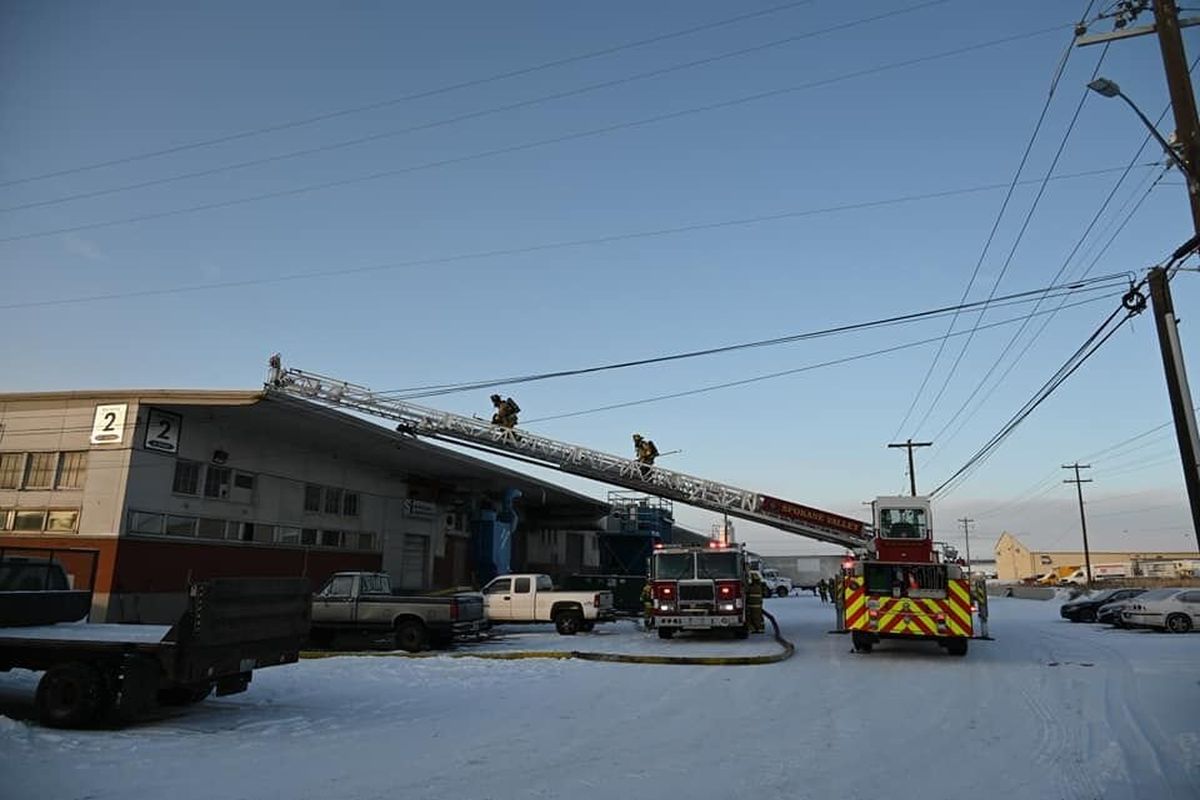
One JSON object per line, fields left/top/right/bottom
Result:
{"left": 2, "top": 0, "right": 1198, "bottom": 555}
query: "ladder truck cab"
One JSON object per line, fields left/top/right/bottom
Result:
{"left": 843, "top": 496, "right": 973, "bottom": 656}
{"left": 649, "top": 542, "right": 750, "bottom": 640}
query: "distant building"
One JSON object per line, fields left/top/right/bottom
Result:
{"left": 0, "top": 389, "right": 607, "bottom": 622}
{"left": 994, "top": 532, "right": 1198, "bottom": 581}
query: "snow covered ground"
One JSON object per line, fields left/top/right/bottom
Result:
{"left": 2, "top": 595, "right": 1197, "bottom": 800}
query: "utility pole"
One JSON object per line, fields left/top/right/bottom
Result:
{"left": 1076, "top": 1, "right": 1200, "bottom": 550}
{"left": 888, "top": 439, "right": 932, "bottom": 496}
{"left": 1063, "top": 464, "right": 1094, "bottom": 587}
{"left": 957, "top": 517, "right": 974, "bottom": 574}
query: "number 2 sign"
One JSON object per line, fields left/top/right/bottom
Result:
{"left": 90, "top": 404, "right": 128, "bottom": 444}
{"left": 144, "top": 409, "right": 182, "bottom": 453}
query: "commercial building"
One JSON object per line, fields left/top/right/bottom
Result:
{"left": 993, "top": 532, "right": 1199, "bottom": 581}
{"left": 0, "top": 389, "right": 607, "bottom": 622}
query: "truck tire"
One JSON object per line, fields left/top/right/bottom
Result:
{"left": 554, "top": 610, "right": 583, "bottom": 636}
{"left": 776, "top": 586, "right": 789, "bottom": 598}
{"left": 657, "top": 627, "right": 676, "bottom": 640}
{"left": 851, "top": 631, "right": 874, "bottom": 653}
{"left": 580, "top": 620, "right": 596, "bottom": 633}
{"left": 36, "top": 662, "right": 109, "bottom": 728}
{"left": 157, "top": 683, "right": 213, "bottom": 706}
{"left": 1165, "top": 613, "right": 1193, "bottom": 633}
{"left": 946, "top": 638, "right": 969, "bottom": 656}
{"left": 394, "top": 620, "right": 429, "bottom": 652}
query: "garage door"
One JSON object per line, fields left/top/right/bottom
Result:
{"left": 399, "top": 534, "right": 429, "bottom": 590}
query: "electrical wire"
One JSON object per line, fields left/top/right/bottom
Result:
{"left": 0, "top": 164, "right": 1143, "bottom": 312}
{"left": 931, "top": 299, "right": 1137, "bottom": 499}
{"left": 381, "top": 279, "right": 1129, "bottom": 400}
{"left": 913, "top": 43, "right": 1112, "bottom": 444}
{"left": 0, "top": 22, "right": 1072, "bottom": 245}
{"left": 519, "top": 292, "right": 1120, "bottom": 426}
{"left": 0, "top": 0, "right": 826, "bottom": 189}
{"left": 0, "top": 2, "right": 947, "bottom": 216}
{"left": 888, "top": 3, "right": 1093, "bottom": 441}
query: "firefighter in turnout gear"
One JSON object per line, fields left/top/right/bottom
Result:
{"left": 746, "top": 571, "right": 765, "bottom": 633}
{"left": 641, "top": 581, "right": 654, "bottom": 630}
{"left": 632, "top": 434, "right": 659, "bottom": 466}
{"left": 490, "top": 394, "right": 520, "bottom": 428}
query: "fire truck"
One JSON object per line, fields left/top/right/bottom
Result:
{"left": 648, "top": 542, "right": 750, "bottom": 639}
{"left": 263, "top": 358, "right": 975, "bottom": 655}
{"left": 841, "top": 495, "right": 972, "bottom": 656}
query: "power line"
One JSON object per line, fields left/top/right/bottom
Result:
{"left": 888, "top": 5, "right": 1092, "bottom": 441}
{"left": 915, "top": 43, "right": 1112, "bottom": 444}
{"left": 381, "top": 277, "right": 1128, "bottom": 400}
{"left": 520, "top": 292, "right": 1119, "bottom": 426}
{"left": 0, "top": 164, "right": 1141, "bottom": 312}
{"left": 0, "top": 22, "right": 1072, "bottom": 245}
{"left": 0, "top": 2, "right": 946, "bottom": 216}
{"left": 918, "top": 69, "right": 1190, "bottom": 463}
{"left": 0, "top": 0, "right": 826, "bottom": 189}
{"left": 931, "top": 294, "right": 1138, "bottom": 498}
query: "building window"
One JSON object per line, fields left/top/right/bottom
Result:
{"left": 13, "top": 510, "right": 47, "bottom": 531}
{"left": 45, "top": 509, "right": 79, "bottom": 533}
{"left": 301, "top": 528, "right": 317, "bottom": 545}
{"left": 343, "top": 492, "right": 359, "bottom": 517}
{"left": 165, "top": 515, "right": 197, "bottom": 537}
{"left": 0, "top": 454, "right": 25, "bottom": 489}
{"left": 173, "top": 460, "right": 201, "bottom": 495}
{"left": 0, "top": 510, "right": 10, "bottom": 530}
{"left": 129, "top": 511, "right": 164, "bottom": 535}
{"left": 356, "top": 532, "right": 375, "bottom": 551}
{"left": 276, "top": 527, "right": 301, "bottom": 545}
{"left": 203, "top": 466, "right": 231, "bottom": 499}
{"left": 304, "top": 484, "right": 322, "bottom": 512}
{"left": 23, "top": 453, "right": 57, "bottom": 490}
{"left": 320, "top": 530, "right": 342, "bottom": 547}
{"left": 197, "top": 518, "right": 227, "bottom": 540}
{"left": 56, "top": 452, "right": 87, "bottom": 489}
{"left": 324, "top": 488, "right": 343, "bottom": 515}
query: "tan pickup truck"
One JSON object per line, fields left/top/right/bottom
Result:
{"left": 310, "top": 572, "right": 485, "bottom": 652}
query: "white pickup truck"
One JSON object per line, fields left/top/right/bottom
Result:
{"left": 481, "top": 573, "right": 615, "bottom": 635}
{"left": 761, "top": 569, "right": 793, "bottom": 598}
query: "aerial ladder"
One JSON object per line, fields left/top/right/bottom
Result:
{"left": 265, "top": 359, "right": 873, "bottom": 551}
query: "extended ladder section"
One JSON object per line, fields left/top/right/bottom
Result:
{"left": 267, "top": 364, "right": 873, "bottom": 550}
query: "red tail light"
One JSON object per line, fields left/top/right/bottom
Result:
{"left": 652, "top": 582, "right": 676, "bottom": 600}
{"left": 716, "top": 580, "right": 742, "bottom": 599}
{"left": 450, "top": 598, "right": 459, "bottom": 621}
{"left": 593, "top": 593, "right": 601, "bottom": 608}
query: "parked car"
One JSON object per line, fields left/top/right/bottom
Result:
{"left": 1122, "top": 588, "right": 1200, "bottom": 633}
{"left": 761, "top": 569, "right": 793, "bottom": 598}
{"left": 1059, "top": 588, "right": 1146, "bottom": 623}
{"left": 310, "top": 572, "right": 485, "bottom": 652}
{"left": 481, "top": 573, "right": 615, "bottom": 635}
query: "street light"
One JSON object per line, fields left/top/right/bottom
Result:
{"left": 1088, "top": 76, "right": 1199, "bottom": 185}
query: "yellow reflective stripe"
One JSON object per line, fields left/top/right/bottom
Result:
{"left": 949, "top": 581, "right": 971, "bottom": 605}
{"left": 846, "top": 594, "right": 866, "bottom": 618}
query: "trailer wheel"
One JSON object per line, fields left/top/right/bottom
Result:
{"left": 657, "top": 627, "right": 676, "bottom": 640}
{"left": 851, "top": 631, "right": 874, "bottom": 653}
{"left": 394, "top": 620, "right": 429, "bottom": 652}
{"left": 554, "top": 610, "right": 583, "bottom": 636}
{"left": 946, "top": 638, "right": 969, "bottom": 656}
{"left": 36, "top": 662, "right": 108, "bottom": 728}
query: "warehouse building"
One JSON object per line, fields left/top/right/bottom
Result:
{"left": 0, "top": 389, "right": 607, "bottom": 622}
{"left": 994, "top": 532, "right": 1199, "bottom": 581}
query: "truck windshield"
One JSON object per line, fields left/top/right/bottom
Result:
{"left": 654, "top": 553, "right": 694, "bottom": 580}
{"left": 697, "top": 552, "right": 740, "bottom": 579}
{"left": 878, "top": 507, "right": 928, "bottom": 539}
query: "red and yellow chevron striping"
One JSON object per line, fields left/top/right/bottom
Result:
{"left": 843, "top": 577, "right": 973, "bottom": 638}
